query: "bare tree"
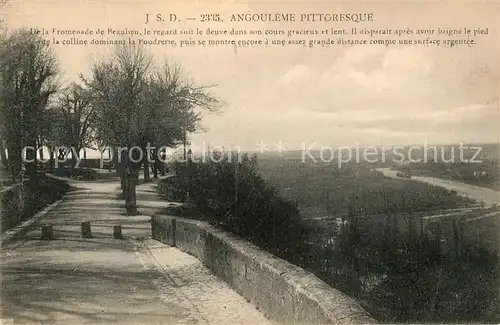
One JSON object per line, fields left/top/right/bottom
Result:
{"left": 51, "top": 82, "right": 95, "bottom": 167}
{"left": 142, "top": 61, "right": 221, "bottom": 178}
{"left": 0, "top": 0, "right": 7, "bottom": 34}
{"left": 0, "top": 28, "right": 60, "bottom": 181}
{"left": 82, "top": 45, "right": 221, "bottom": 215}
{"left": 82, "top": 45, "right": 152, "bottom": 215}
{"left": 37, "top": 107, "right": 59, "bottom": 171}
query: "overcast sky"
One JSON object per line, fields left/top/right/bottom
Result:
{"left": 5, "top": 1, "right": 499, "bottom": 153}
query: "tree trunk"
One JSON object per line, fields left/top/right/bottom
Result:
{"left": 153, "top": 161, "right": 158, "bottom": 178}
{"left": 81, "top": 147, "right": 86, "bottom": 168}
{"left": 49, "top": 147, "right": 55, "bottom": 172}
{"left": 24, "top": 132, "right": 42, "bottom": 216}
{"left": 143, "top": 159, "right": 151, "bottom": 182}
{"left": 159, "top": 149, "right": 166, "bottom": 176}
{"left": 119, "top": 165, "right": 126, "bottom": 195}
{"left": 71, "top": 147, "right": 80, "bottom": 170}
{"left": 124, "top": 145, "right": 143, "bottom": 215}
{"left": 125, "top": 169, "right": 138, "bottom": 215}
{"left": 6, "top": 125, "right": 22, "bottom": 181}
{"left": 39, "top": 147, "right": 44, "bottom": 171}
{"left": 0, "top": 140, "right": 8, "bottom": 168}
{"left": 25, "top": 137, "right": 37, "bottom": 180}
{"left": 160, "top": 148, "right": 167, "bottom": 176}
{"left": 151, "top": 148, "right": 158, "bottom": 178}
{"left": 108, "top": 150, "right": 112, "bottom": 171}
{"left": 116, "top": 148, "right": 125, "bottom": 191}
{"left": 121, "top": 172, "right": 127, "bottom": 198}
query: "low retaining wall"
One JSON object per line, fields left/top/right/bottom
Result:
{"left": 1, "top": 183, "right": 25, "bottom": 232}
{"left": 1, "top": 175, "right": 69, "bottom": 234}
{"left": 151, "top": 215, "right": 376, "bottom": 324}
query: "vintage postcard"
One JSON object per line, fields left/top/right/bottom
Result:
{"left": 1, "top": 1, "right": 499, "bottom": 324}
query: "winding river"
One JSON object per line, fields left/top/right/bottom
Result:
{"left": 375, "top": 168, "right": 500, "bottom": 206}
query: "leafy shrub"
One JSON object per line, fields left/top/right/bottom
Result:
{"left": 1, "top": 174, "right": 69, "bottom": 233}
{"left": 165, "top": 152, "right": 310, "bottom": 257}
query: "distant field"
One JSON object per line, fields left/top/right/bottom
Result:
{"left": 405, "top": 162, "right": 500, "bottom": 191}
{"left": 255, "top": 154, "right": 500, "bottom": 256}
{"left": 256, "top": 158, "right": 476, "bottom": 219}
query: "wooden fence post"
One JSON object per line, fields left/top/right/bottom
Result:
{"left": 113, "top": 225, "right": 123, "bottom": 239}
{"left": 41, "top": 224, "right": 54, "bottom": 240}
{"left": 81, "top": 221, "right": 92, "bottom": 238}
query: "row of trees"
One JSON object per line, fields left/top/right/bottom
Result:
{"left": 0, "top": 27, "right": 221, "bottom": 214}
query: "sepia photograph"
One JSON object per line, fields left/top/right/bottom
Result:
{"left": 0, "top": 0, "right": 499, "bottom": 324}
